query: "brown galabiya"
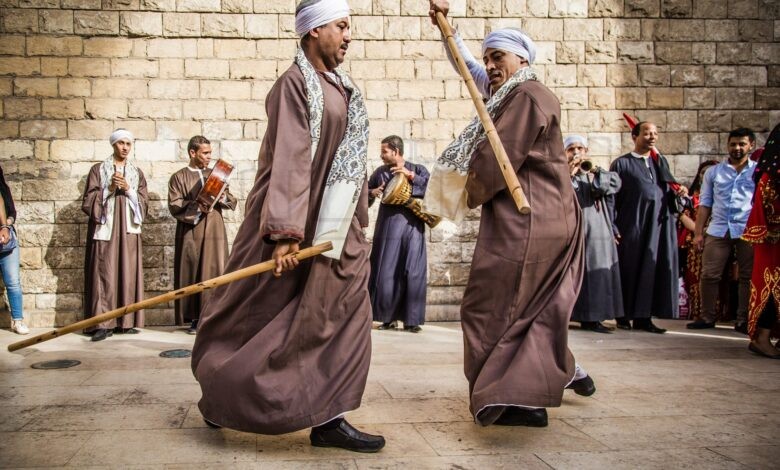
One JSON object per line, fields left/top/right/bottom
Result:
{"left": 461, "top": 80, "right": 584, "bottom": 424}
{"left": 191, "top": 65, "right": 372, "bottom": 434}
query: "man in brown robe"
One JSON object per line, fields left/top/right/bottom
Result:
{"left": 428, "top": 1, "right": 595, "bottom": 428}
{"left": 191, "top": 0, "right": 385, "bottom": 453}
{"left": 168, "top": 136, "right": 236, "bottom": 334}
{"left": 82, "top": 129, "right": 148, "bottom": 342}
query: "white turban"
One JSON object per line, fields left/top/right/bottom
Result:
{"left": 295, "top": 0, "right": 351, "bottom": 37}
{"left": 482, "top": 28, "right": 536, "bottom": 65}
{"left": 564, "top": 135, "right": 588, "bottom": 150}
{"left": 109, "top": 129, "right": 134, "bottom": 146}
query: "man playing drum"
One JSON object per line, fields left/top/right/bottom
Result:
{"left": 368, "top": 135, "right": 431, "bottom": 333}
{"left": 168, "top": 135, "right": 237, "bottom": 335}
{"left": 191, "top": 0, "right": 385, "bottom": 453}
{"left": 427, "top": 0, "right": 596, "bottom": 428}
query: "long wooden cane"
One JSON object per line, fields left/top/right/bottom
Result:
{"left": 434, "top": 11, "right": 531, "bottom": 215}
{"left": 7, "top": 242, "right": 333, "bottom": 352}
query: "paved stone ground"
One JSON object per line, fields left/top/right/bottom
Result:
{"left": 0, "top": 320, "right": 778, "bottom": 469}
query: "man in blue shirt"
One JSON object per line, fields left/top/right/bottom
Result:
{"left": 687, "top": 128, "right": 757, "bottom": 332}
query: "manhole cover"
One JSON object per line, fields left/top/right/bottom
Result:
{"left": 159, "top": 349, "right": 191, "bottom": 358}
{"left": 30, "top": 359, "right": 81, "bottom": 370}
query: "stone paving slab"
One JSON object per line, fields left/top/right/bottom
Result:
{"left": 0, "top": 320, "right": 778, "bottom": 469}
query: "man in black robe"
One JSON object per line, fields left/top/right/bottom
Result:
{"left": 368, "top": 135, "right": 430, "bottom": 332}
{"left": 611, "top": 122, "right": 685, "bottom": 333}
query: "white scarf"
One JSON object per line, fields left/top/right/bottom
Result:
{"left": 424, "top": 67, "right": 538, "bottom": 221}
{"left": 94, "top": 156, "right": 143, "bottom": 240}
{"left": 294, "top": 48, "right": 369, "bottom": 259}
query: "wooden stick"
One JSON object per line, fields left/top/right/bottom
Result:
{"left": 8, "top": 242, "right": 333, "bottom": 352}
{"left": 435, "top": 11, "right": 531, "bottom": 215}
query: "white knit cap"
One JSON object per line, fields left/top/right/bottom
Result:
{"left": 109, "top": 129, "right": 134, "bottom": 146}
{"left": 295, "top": 0, "right": 351, "bottom": 37}
{"left": 482, "top": 28, "right": 537, "bottom": 65}
{"left": 564, "top": 135, "right": 588, "bottom": 150}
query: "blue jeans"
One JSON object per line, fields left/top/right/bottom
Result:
{"left": 0, "top": 246, "right": 23, "bottom": 320}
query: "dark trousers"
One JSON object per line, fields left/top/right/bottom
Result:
{"left": 700, "top": 234, "right": 753, "bottom": 323}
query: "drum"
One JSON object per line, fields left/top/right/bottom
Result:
{"left": 381, "top": 173, "right": 412, "bottom": 206}
{"left": 379, "top": 173, "right": 441, "bottom": 228}
{"left": 196, "top": 159, "right": 234, "bottom": 212}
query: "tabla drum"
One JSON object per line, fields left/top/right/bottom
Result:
{"left": 379, "top": 172, "right": 441, "bottom": 228}
{"left": 196, "top": 159, "right": 234, "bottom": 212}
{"left": 381, "top": 173, "right": 412, "bottom": 206}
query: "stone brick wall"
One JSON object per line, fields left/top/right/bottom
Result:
{"left": 0, "top": 0, "right": 777, "bottom": 326}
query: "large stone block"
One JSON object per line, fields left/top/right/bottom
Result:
{"left": 585, "top": 41, "right": 617, "bottom": 63}
{"left": 162, "top": 12, "right": 200, "bottom": 37}
{"left": 655, "top": 42, "right": 691, "bottom": 64}
{"left": 2, "top": 8, "right": 38, "bottom": 33}
{"left": 50, "top": 139, "right": 94, "bottom": 161}
{"left": 735, "top": 66, "right": 766, "bottom": 87}
{"left": 692, "top": 0, "right": 727, "bottom": 18}
{"left": 428, "top": 262, "right": 470, "bottom": 286}
{"left": 755, "top": 88, "right": 780, "bottom": 110}
{"left": 625, "top": 0, "right": 661, "bottom": 17}
{"left": 111, "top": 58, "right": 159, "bottom": 78}
{"left": 184, "top": 58, "right": 229, "bottom": 78}
{"left": 603, "top": 19, "right": 641, "bottom": 40}
{"left": 647, "top": 88, "right": 683, "bottom": 109}
{"left": 556, "top": 87, "right": 589, "bottom": 109}
{"left": 201, "top": 13, "right": 243, "bottom": 38}
{"left": 716, "top": 42, "right": 753, "bottom": 65}
{"left": 732, "top": 111, "right": 771, "bottom": 132}
{"left": 704, "top": 66, "right": 737, "bottom": 86}
{"left": 244, "top": 14, "right": 278, "bottom": 38}
{"left": 0, "top": 139, "right": 34, "bottom": 160}
{"left": 546, "top": 64, "right": 577, "bottom": 86}
{"left": 59, "top": 78, "right": 91, "bottom": 97}
{"left": 40, "top": 9, "right": 73, "bottom": 34}
{"left": 67, "top": 120, "right": 114, "bottom": 140}
{"left": 661, "top": 0, "right": 692, "bottom": 17}
{"left": 68, "top": 58, "right": 111, "bottom": 77}
{"left": 549, "top": 0, "right": 589, "bottom": 17}
{"left": 384, "top": 16, "right": 420, "bottom": 40}
{"left": 698, "top": 110, "right": 733, "bottom": 131}
{"left": 589, "top": 87, "right": 615, "bottom": 109}
{"left": 21, "top": 268, "right": 81, "bottom": 294}
{"left": 738, "top": 20, "right": 773, "bottom": 42}
{"left": 20, "top": 120, "right": 66, "bottom": 138}
{"left": 75, "top": 11, "right": 119, "bottom": 35}
{"left": 20, "top": 247, "right": 42, "bottom": 270}
{"left": 3, "top": 98, "right": 40, "bottom": 119}
{"left": 606, "top": 64, "right": 638, "bottom": 86}
{"left": 557, "top": 41, "right": 585, "bottom": 63}
{"left": 44, "top": 246, "right": 85, "bottom": 269}
{"left": 523, "top": 18, "right": 564, "bottom": 40}
{"left": 18, "top": 223, "right": 79, "bottom": 247}
{"left": 691, "top": 42, "right": 716, "bottom": 65}
{"left": 13, "top": 78, "right": 57, "bottom": 97}
{"left": 224, "top": 100, "right": 262, "bottom": 119}
{"left": 229, "top": 59, "right": 278, "bottom": 79}
{"left": 128, "top": 99, "right": 181, "bottom": 119}
{"left": 147, "top": 38, "right": 198, "bottom": 57}
{"left": 638, "top": 65, "right": 670, "bottom": 86}
{"left": 617, "top": 41, "right": 654, "bottom": 63}
{"left": 616, "top": 87, "right": 647, "bottom": 108}
{"left": 120, "top": 12, "right": 163, "bottom": 37}
{"left": 177, "top": 0, "right": 220, "bottom": 11}
{"left": 670, "top": 65, "right": 704, "bottom": 86}
{"left": 688, "top": 132, "right": 719, "bottom": 153}
{"left": 92, "top": 79, "right": 147, "bottom": 99}
{"left": 27, "top": 36, "right": 83, "bottom": 56}
{"left": 148, "top": 79, "right": 198, "bottom": 99}
{"left": 715, "top": 88, "right": 754, "bottom": 110}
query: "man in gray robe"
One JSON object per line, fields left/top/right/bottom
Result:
{"left": 191, "top": 0, "right": 385, "bottom": 453}
{"left": 368, "top": 135, "right": 429, "bottom": 332}
{"left": 566, "top": 135, "right": 624, "bottom": 333}
{"left": 168, "top": 135, "right": 236, "bottom": 334}
{"left": 428, "top": 1, "right": 595, "bottom": 429}
{"left": 82, "top": 129, "right": 148, "bottom": 342}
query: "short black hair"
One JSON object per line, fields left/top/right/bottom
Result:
{"left": 381, "top": 135, "right": 404, "bottom": 155}
{"left": 631, "top": 121, "right": 652, "bottom": 138}
{"left": 728, "top": 127, "right": 755, "bottom": 143}
{"left": 188, "top": 135, "right": 210, "bottom": 154}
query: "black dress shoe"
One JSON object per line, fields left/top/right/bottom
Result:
{"left": 686, "top": 319, "right": 716, "bottom": 329}
{"left": 377, "top": 322, "right": 397, "bottom": 330}
{"left": 581, "top": 321, "right": 613, "bottom": 334}
{"left": 734, "top": 322, "right": 748, "bottom": 335}
{"left": 187, "top": 320, "right": 198, "bottom": 335}
{"left": 91, "top": 329, "right": 112, "bottom": 342}
{"left": 113, "top": 327, "right": 140, "bottom": 334}
{"left": 615, "top": 318, "right": 632, "bottom": 330}
{"left": 494, "top": 407, "right": 548, "bottom": 427}
{"left": 634, "top": 319, "right": 666, "bottom": 334}
{"left": 566, "top": 375, "right": 596, "bottom": 396}
{"left": 403, "top": 325, "right": 422, "bottom": 333}
{"left": 203, "top": 418, "right": 222, "bottom": 428}
{"left": 310, "top": 419, "right": 385, "bottom": 453}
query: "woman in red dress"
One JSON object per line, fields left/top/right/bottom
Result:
{"left": 743, "top": 124, "right": 780, "bottom": 358}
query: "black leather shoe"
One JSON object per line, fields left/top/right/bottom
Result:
{"left": 566, "top": 375, "right": 596, "bottom": 396}
{"left": 615, "top": 318, "right": 632, "bottom": 330}
{"left": 494, "top": 407, "right": 548, "bottom": 427}
{"left": 310, "top": 419, "right": 385, "bottom": 453}
{"left": 187, "top": 320, "right": 198, "bottom": 335}
{"left": 203, "top": 418, "right": 222, "bottom": 428}
{"left": 91, "top": 329, "right": 112, "bottom": 342}
{"left": 113, "top": 327, "right": 140, "bottom": 334}
{"left": 403, "top": 325, "right": 422, "bottom": 333}
{"left": 634, "top": 319, "right": 666, "bottom": 334}
{"left": 581, "top": 321, "right": 613, "bottom": 334}
{"left": 734, "top": 322, "right": 748, "bottom": 335}
{"left": 686, "top": 319, "right": 716, "bottom": 329}
{"left": 377, "top": 322, "right": 397, "bottom": 330}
